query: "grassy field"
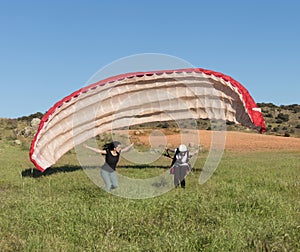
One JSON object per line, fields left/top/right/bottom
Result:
{"left": 0, "top": 141, "right": 299, "bottom": 251}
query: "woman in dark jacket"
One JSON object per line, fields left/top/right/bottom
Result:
{"left": 84, "top": 141, "right": 133, "bottom": 192}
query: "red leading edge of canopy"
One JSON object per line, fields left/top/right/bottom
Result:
{"left": 29, "top": 67, "right": 266, "bottom": 172}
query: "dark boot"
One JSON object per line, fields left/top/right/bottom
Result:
{"left": 180, "top": 179, "right": 185, "bottom": 188}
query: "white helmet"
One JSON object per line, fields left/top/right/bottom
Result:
{"left": 179, "top": 144, "right": 187, "bottom": 152}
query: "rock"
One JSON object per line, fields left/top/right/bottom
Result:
{"left": 14, "top": 139, "right": 21, "bottom": 145}
{"left": 31, "top": 118, "right": 41, "bottom": 130}
{"left": 24, "top": 127, "right": 32, "bottom": 137}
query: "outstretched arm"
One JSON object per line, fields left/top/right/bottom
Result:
{"left": 164, "top": 147, "right": 176, "bottom": 159}
{"left": 165, "top": 147, "right": 175, "bottom": 153}
{"left": 83, "top": 144, "right": 107, "bottom": 155}
{"left": 122, "top": 143, "right": 134, "bottom": 152}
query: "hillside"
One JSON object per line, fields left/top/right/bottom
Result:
{"left": 0, "top": 104, "right": 299, "bottom": 152}
{"left": 257, "top": 103, "right": 300, "bottom": 138}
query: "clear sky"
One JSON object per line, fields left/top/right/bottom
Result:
{"left": 1, "top": 0, "right": 299, "bottom": 118}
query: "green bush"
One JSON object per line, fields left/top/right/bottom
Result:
{"left": 265, "top": 113, "right": 273, "bottom": 118}
{"left": 276, "top": 113, "right": 289, "bottom": 122}
{"left": 257, "top": 102, "right": 277, "bottom": 108}
{"left": 17, "top": 112, "right": 44, "bottom": 122}
{"left": 4, "top": 119, "right": 18, "bottom": 129}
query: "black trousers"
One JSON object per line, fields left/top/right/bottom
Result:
{"left": 173, "top": 165, "right": 187, "bottom": 188}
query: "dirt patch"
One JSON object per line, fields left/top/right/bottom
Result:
{"left": 219, "top": 131, "right": 300, "bottom": 152}
{"left": 134, "top": 130, "right": 300, "bottom": 152}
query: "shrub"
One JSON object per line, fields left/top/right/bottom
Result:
{"left": 280, "top": 104, "right": 300, "bottom": 113}
{"left": 157, "top": 122, "right": 169, "bottom": 128}
{"left": 17, "top": 112, "right": 44, "bottom": 123}
{"left": 4, "top": 119, "right": 18, "bottom": 129}
{"left": 257, "top": 102, "right": 277, "bottom": 108}
{"left": 265, "top": 113, "right": 273, "bottom": 118}
{"left": 276, "top": 113, "right": 289, "bottom": 122}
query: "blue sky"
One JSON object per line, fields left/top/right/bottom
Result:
{"left": 1, "top": 0, "right": 299, "bottom": 118}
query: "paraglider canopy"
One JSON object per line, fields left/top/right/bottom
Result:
{"left": 29, "top": 67, "right": 266, "bottom": 172}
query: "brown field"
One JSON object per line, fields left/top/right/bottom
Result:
{"left": 135, "top": 130, "right": 300, "bottom": 152}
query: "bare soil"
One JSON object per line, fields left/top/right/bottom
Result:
{"left": 135, "top": 130, "right": 300, "bottom": 152}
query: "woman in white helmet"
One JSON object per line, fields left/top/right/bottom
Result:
{"left": 165, "top": 144, "right": 191, "bottom": 188}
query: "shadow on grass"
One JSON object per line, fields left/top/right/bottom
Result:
{"left": 21, "top": 165, "right": 83, "bottom": 178}
{"left": 118, "top": 165, "right": 170, "bottom": 169}
{"left": 22, "top": 164, "right": 172, "bottom": 178}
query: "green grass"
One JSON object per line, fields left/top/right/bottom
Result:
{"left": 0, "top": 141, "right": 299, "bottom": 251}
